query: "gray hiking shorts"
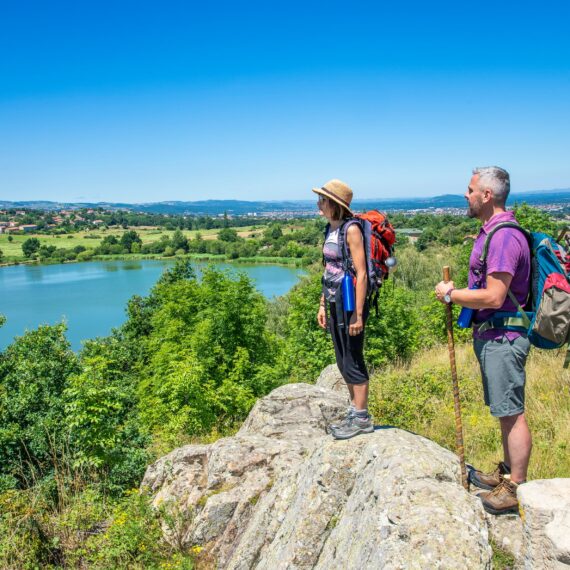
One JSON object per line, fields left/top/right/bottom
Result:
{"left": 473, "top": 335, "right": 531, "bottom": 418}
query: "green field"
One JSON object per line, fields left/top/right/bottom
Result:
{"left": 0, "top": 225, "right": 269, "bottom": 262}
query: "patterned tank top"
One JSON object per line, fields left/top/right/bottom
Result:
{"left": 322, "top": 227, "right": 345, "bottom": 301}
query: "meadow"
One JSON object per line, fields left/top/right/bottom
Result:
{"left": 369, "top": 344, "right": 570, "bottom": 481}
{"left": 0, "top": 224, "right": 305, "bottom": 263}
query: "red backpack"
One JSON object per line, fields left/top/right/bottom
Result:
{"left": 336, "top": 211, "right": 396, "bottom": 314}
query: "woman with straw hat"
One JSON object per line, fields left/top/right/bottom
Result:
{"left": 314, "top": 179, "right": 374, "bottom": 440}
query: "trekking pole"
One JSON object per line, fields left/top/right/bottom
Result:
{"left": 443, "top": 266, "right": 468, "bottom": 490}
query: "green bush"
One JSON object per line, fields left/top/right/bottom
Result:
{"left": 65, "top": 343, "right": 150, "bottom": 491}
{"left": 71, "top": 491, "right": 195, "bottom": 569}
{"left": 77, "top": 249, "right": 95, "bottom": 262}
{"left": 132, "top": 264, "right": 281, "bottom": 444}
{"left": 0, "top": 324, "right": 80, "bottom": 489}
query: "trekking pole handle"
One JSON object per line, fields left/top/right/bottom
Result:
{"left": 443, "top": 266, "right": 451, "bottom": 283}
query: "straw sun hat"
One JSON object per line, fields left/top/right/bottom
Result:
{"left": 312, "top": 179, "right": 353, "bottom": 215}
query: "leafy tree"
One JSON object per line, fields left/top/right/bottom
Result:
{"left": 77, "top": 249, "right": 95, "bottom": 262}
{"left": 415, "top": 228, "right": 438, "bottom": 251}
{"left": 0, "top": 247, "right": 4, "bottom": 262}
{"left": 513, "top": 203, "right": 558, "bottom": 235}
{"left": 101, "top": 235, "right": 119, "bottom": 246}
{"left": 171, "top": 229, "right": 189, "bottom": 252}
{"left": 7, "top": 235, "right": 13, "bottom": 243}
{"left": 21, "top": 237, "right": 40, "bottom": 258}
{"left": 134, "top": 265, "right": 280, "bottom": 441}
{"left": 218, "top": 227, "right": 238, "bottom": 242}
{"left": 264, "top": 223, "right": 283, "bottom": 241}
{"left": 272, "top": 271, "right": 335, "bottom": 384}
{"left": 120, "top": 230, "right": 142, "bottom": 253}
{"left": 0, "top": 324, "right": 80, "bottom": 489}
{"left": 65, "top": 338, "right": 150, "bottom": 490}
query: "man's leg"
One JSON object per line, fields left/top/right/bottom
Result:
{"left": 501, "top": 421, "right": 511, "bottom": 469}
{"left": 500, "top": 412, "right": 532, "bottom": 483}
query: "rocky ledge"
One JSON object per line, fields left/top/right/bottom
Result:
{"left": 142, "top": 365, "right": 570, "bottom": 569}
{"left": 142, "top": 367, "right": 494, "bottom": 569}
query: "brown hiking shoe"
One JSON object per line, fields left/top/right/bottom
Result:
{"left": 469, "top": 461, "right": 510, "bottom": 491}
{"left": 479, "top": 476, "right": 520, "bottom": 516}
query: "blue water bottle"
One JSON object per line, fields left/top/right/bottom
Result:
{"left": 342, "top": 273, "right": 355, "bottom": 312}
{"left": 457, "top": 284, "right": 480, "bottom": 328}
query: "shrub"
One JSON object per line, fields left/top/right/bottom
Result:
{"left": 0, "top": 324, "right": 80, "bottom": 488}
{"left": 22, "top": 237, "right": 40, "bottom": 258}
{"left": 77, "top": 249, "right": 95, "bottom": 262}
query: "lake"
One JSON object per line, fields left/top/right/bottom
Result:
{"left": 0, "top": 260, "right": 306, "bottom": 350}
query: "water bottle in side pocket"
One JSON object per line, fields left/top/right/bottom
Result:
{"left": 457, "top": 284, "right": 480, "bottom": 328}
{"left": 342, "top": 273, "right": 355, "bottom": 312}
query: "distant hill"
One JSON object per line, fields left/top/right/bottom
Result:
{"left": 1, "top": 189, "right": 569, "bottom": 215}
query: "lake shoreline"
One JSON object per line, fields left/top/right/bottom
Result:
{"left": 0, "top": 259, "right": 307, "bottom": 351}
{"left": 0, "top": 253, "right": 309, "bottom": 269}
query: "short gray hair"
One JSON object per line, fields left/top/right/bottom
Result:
{"left": 473, "top": 166, "right": 510, "bottom": 205}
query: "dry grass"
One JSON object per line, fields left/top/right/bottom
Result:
{"left": 368, "top": 343, "right": 570, "bottom": 480}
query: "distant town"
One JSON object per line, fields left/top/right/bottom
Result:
{"left": 1, "top": 188, "right": 570, "bottom": 229}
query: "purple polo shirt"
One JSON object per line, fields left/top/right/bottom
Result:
{"left": 469, "top": 211, "right": 531, "bottom": 341}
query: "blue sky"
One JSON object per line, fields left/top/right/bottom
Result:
{"left": 1, "top": 0, "right": 569, "bottom": 202}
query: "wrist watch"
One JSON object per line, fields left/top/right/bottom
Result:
{"left": 443, "top": 287, "right": 455, "bottom": 304}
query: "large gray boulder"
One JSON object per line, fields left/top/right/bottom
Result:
{"left": 142, "top": 382, "right": 492, "bottom": 569}
{"left": 314, "top": 363, "right": 349, "bottom": 396}
{"left": 518, "top": 478, "right": 570, "bottom": 569}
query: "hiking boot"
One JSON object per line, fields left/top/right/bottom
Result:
{"left": 470, "top": 461, "right": 510, "bottom": 491}
{"left": 479, "top": 476, "right": 520, "bottom": 516}
{"left": 328, "top": 407, "right": 356, "bottom": 434}
{"left": 332, "top": 415, "right": 374, "bottom": 440}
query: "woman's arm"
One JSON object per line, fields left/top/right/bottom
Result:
{"left": 346, "top": 224, "right": 368, "bottom": 336}
{"left": 317, "top": 293, "right": 326, "bottom": 329}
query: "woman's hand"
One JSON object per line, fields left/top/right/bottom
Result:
{"left": 317, "top": 305, "right": 327, "bottom": 329}
{"left": 349, "top": 313, "right": 363, "bottom": 336}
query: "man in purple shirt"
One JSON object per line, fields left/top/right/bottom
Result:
{"left": 435, "top": 166, "right": 531, "bottom": 516}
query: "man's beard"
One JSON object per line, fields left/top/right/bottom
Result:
{"left": 466, "top": 201, "right": 480, "bottom": 219}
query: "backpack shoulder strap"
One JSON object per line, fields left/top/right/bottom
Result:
{"left": 479, "top": 221, "right": 532, "bottom": 327}
{"left": 322, "top": 222, "right": 331, "bottom": 267}
{"left": 479, "top": 222, "right": 531, "bottom": 264}
{"left": 339, "top": 217, "right": 362, "bottom": 270}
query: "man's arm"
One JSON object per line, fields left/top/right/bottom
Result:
{"left": 435, "top": 272, "right": 513, "bottom": 309}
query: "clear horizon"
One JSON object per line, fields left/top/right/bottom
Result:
{"left": 3, "top": 185, "right": 570, "bottom": 207}
{"left": 1, "top": 1, "right": 569, "bottom": 203}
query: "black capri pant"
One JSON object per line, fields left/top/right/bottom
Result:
{"left": 328, "top": 301, "right": 369, "bottom": 385}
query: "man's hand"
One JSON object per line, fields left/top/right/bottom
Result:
{"left": 317, "top": 305, "right": 327, "bottom": 329}
{"left": 435, "top": 280, "right": 455, "bottom": 303}
{"left": 349, "top": 313, "right": 364, "bottom": 336}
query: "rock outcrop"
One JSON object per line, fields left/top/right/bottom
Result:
{"left": 518, "top": 479, "right": 570, "bottom": 569}
{"left": 142, "top": 380, "right": 492, "bottom": 569}
{"left": 313, "top": 363, "right": 349, "bottom": 396}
